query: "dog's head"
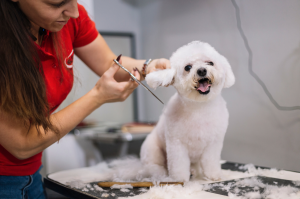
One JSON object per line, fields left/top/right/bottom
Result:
{"left": 146, "top": 41, "right": 235, "bottom": 102}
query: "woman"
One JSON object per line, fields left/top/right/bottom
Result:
{"left": 0, "top": 0, "right": 170, "bottom": 198}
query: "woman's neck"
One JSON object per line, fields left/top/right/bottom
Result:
{"left": 30, "top": 22, "right": 42, "bottom": 46}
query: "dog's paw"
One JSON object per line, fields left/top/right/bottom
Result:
{"left": 169, "top": 171, "right": 190, "bottom": 182}
{"left": 146, "top": 69, "right": 175, "bottom": 89}
{"left": 203, "top": 170, "right": 223, "bottom": 181}
{"left": 137, "top": 164, "right": 167, "bottom": 181}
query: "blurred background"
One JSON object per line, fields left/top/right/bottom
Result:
{"left": 42, "top": 0, "right": 300, "bottom": 178}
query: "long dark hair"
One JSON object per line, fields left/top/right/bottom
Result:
{"left": 0, "top": 1, "right": 63, "bottom": 136}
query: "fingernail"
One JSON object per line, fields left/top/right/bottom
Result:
{"left": 116, "top": 54, "right": 122, "bottom": 62}
{"left": 133, "top": 67, "right": 138, "bottom": 72}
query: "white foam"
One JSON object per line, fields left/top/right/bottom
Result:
{"left": 93, "top": 184, "right": 104, "bottom": 192}
{"left": 206, "top": 177, "right": 300, "bottom": 199}
{"left": 294, "top": 181, "right": 300, "bottom": 186}
{"left": 66, "top": 180, "right": 86, "bottom": 189}
{"left": 101, "top": 193, "right": 109, "bottom": 197}
{"left": 81, "top": 187, "right": 89, "bottom": 192}
{"left": 120, "top": 188, "right": 131, "bottom": 192}
{"left": 138, "top": 188, "right": 148, "bottom": 192}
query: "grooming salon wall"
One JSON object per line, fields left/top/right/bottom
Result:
{"left": 49, "top": 0, "right": 300, "bottom": 175}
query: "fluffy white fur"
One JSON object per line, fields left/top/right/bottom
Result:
{"left": 140, "top": 41, "right": 235, "bottom": 182}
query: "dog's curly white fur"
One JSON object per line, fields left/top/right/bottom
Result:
{"left": 140, "top": 41, "right": 235, "bottom": 182}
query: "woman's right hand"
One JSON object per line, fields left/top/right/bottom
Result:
{"left": 92, "top": 57, "right": 140, "bottom": 105}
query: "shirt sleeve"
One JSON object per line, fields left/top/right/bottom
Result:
{"left": 73, "top": 4, "right": 99, "bottom": 48}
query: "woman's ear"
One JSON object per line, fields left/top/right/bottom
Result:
{"left": 145, "top": 68, "right": 176, "bottom": 89}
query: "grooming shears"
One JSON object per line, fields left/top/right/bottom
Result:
{"left": 113, "top": 58, "right": 164, "bottom": 105}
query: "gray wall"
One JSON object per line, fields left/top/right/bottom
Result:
{"left": 94, "top": 0, "right": 142, "bottom": 58}
{"left": 135, "top": 0, "right": 300, "bottom": 172}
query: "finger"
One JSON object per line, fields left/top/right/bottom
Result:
{"left": 164, "top": 59, "right": 171, "bottom": 69}
{"left": 120, "top": 78, "right": 139, "bottom": 101}
{"left": 156, "top": 59, "right": 167, "bottom": 69}
{"left": 128, "top": 69, "right": 139, "bottom": 86}
{"left": 116, "top": 54, "right": 123, "bottom": 64}
{"left": 104, "top": 55, "right": 123, "bottom": 77}
{"left": 116, "top": 54, "right": 122, "bottom": 62}
{"left": 124, "top": 69, "right": 139, "bottom": 90}
{"left": 148, "top": 59, "right": 170, "bottom": 74}
{"left": 105, "top": 63, "right": 120, "bottom": 78}
{"left": 148, "top": 67, "right": 156, "bottom": 74}
{"left": 133, "top": 67, "right": 141, "bottom": 81}
{"left": 147, "top": 60, "right": 163, "bottom": 74}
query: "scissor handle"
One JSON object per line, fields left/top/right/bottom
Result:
{"left": 113, "top": 59, "right": 164, "bottom": 104}
{"left": 113, "top": 59, "right": 140, "bottom": 84}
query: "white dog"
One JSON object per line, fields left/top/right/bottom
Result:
{"left": 139, "top": 41, "right": 235, "bottom": 182}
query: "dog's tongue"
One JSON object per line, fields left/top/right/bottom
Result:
{"left": 197, "top": 82, "right": 211, "bottom": 92}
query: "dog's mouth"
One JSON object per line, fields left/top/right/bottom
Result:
{"left": 195, "top": 78, "right": 212, "bottom": 95}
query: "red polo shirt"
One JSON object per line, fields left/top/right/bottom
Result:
{"left": 0, "top": 4, "right": 99, "bottom": 176}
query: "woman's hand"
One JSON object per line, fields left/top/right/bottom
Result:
{"left": 93, "top": 57, "right": 140, "bottom": 105}
{"left": 146, "top": 58, "right": 171, "bottom": 74}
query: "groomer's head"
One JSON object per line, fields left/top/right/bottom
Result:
{"left": 11, "top": 0, "right": 79, "bottom": 32}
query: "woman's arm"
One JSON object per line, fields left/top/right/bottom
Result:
{"left": 0, "top": 33, "right": 169, "bottom": 160}
{"left": 0, "top": 60, "right": 140, "bottom": 160}
{"left": 74, "top": 34, "right": 170, "bottom": 81}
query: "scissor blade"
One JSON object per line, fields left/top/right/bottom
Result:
{"left": 113, "top": 59, "right": 164, "bottom": 105}
{"left": 139, "top": 81, "right": 164, "bottom": 104}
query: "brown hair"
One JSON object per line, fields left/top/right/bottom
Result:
{"left": 0, "top": 1, "right": 65, "bottom": 136}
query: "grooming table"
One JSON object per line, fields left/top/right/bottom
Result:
{"left": 44, "top": 161, "right": 300, "bottom": 199}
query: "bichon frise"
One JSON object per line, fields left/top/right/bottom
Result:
{"left": 140, "top": 41, "right": 235, "bottom": 182}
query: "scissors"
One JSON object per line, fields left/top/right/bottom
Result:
{"left": 113, "top": 57, "right": 164, "bottom": 105}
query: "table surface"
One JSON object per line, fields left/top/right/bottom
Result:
{"left": 45, "top": 161, "right": 300, "bottom": 199}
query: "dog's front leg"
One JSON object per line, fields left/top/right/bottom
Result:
{"left": 200, "top": 141, "right": 223, "bottom": 181}
{"left": 166, "top": 140, "right": 190, "bottom": 182}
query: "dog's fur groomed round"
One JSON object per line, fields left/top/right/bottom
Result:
{"left": 140, "top": 41, "right": 235, "bottom": 182}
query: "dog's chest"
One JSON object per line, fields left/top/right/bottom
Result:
{"left": 162, "top": 95, "right": 228, "bottom": 159}
{"left": 167, "top": 109, "right": 216, "bottom": 143}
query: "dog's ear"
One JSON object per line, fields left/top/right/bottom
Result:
{"left": 221, "top": 57, "right": 235, "bottom": 88}
{"left": 145, "top": 68, "right": 176, "bottom": 89}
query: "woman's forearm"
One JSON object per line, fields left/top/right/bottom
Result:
{"left": 3, "top": 88, "right": 103, "bottom": 160}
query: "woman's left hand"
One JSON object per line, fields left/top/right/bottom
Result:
{"left": 146, "top": 58, "right": 171, "bottom": 74}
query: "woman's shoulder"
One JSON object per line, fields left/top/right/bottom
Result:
{"left": 68, "top": 3, "right": 92, "bottom": 28}
{"left": 76, "top": 3, "right": 90, "bottom": 21}
{"left": 78, "top": 3, "right": 88, "bottom": 15}
{"left": 62, "top": 3, "right": 98, "bottom": 48}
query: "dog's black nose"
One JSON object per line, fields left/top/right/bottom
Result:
{"left": 197, "top": 68, "right": 207, "bottom": 77}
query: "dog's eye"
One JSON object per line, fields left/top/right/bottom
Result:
{"left": 184, "top": 65, "right": 192, "bottom": 71}
{"left": 206, "top": 61, "right": 214, "bottom": 66}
